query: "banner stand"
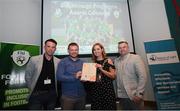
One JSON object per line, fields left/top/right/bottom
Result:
{"left": 0, "top": 42, "right": 39, "bottom": 110}
{"left": 144, "top": 39, "right": 180, "bottom": 110}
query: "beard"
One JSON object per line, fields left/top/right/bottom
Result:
{"left": 70, "top": 53, "right": 78, "bottom": 58}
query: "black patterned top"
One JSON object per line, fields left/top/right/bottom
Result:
{"left": 89, "top": 58, "right": 116, "bottom": 110}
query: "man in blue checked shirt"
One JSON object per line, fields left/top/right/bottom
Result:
{"left": 56, "top": 42, "right": 86, "bottom": 110}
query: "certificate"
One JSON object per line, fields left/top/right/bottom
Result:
{"left": 81, "top": 63, "right": 96, "bottom": 82}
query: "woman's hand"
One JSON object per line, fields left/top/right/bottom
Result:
{"left": 95, "top": 63, "right": 103, "bottom": 70}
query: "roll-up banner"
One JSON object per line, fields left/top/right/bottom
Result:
{"left": 144, "top": 39, "right": 180, "bottom": 110}
{"left": 0, "top": 42, "right": 39, "bottom": 110}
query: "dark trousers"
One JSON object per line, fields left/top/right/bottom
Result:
{"left": 117, "top": 98, "right": 144, "bottom": 110}
{"left": 61, "top": 95, "right": 86, "bottom": 110}
{"left": 28, "top": 90, "right": 57, "bottom": 110}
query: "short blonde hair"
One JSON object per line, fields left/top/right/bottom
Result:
{"left": 118, "top": 41, "right": 128, "bottom": 45}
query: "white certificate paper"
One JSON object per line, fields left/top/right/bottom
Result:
{"left": 81, "top": 63, "right": 96, "bottom": 82}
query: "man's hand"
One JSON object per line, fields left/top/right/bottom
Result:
{"left": 132, "top": 96, "right": 143, "bottom": 104}
{"left": 75, "top": 71, "right": 82, "bottom": 79}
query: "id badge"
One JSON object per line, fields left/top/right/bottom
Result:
{"left": 44, "top": 79, "right": 51, "bottom": 84}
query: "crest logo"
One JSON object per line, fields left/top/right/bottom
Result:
{"left": 11, "top": 50, "right": 30, "bottom": 66}
{"left": 114, "top": 10, "right": 120, "bottom": 18}
{"left": 149, "top": 55, "right": 157, "bottom": 61}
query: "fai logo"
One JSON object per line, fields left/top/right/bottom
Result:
{"left": 149, "top": 55, "right": 157, "bottom": 61}
{"left": 11, "top": 50, "right": 30, "bottom": 66}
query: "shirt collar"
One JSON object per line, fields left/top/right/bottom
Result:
{"left": 68, "top": 56, "right": 80, "bottom": 62}
{"left": 43, "top": 54, "right": 53, "bottom": 62}
{"left": 119, "top": 53, "right": 130, "bottom": 61}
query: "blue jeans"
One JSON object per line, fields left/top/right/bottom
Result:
{"left": 61, "top": 95, "right": 86, "bottom": 110}
{"left": 28, "top": 90, "right": 57, "bottom": 110}
{"left": 117, "top": 98, "right": 144, "bottom": 110}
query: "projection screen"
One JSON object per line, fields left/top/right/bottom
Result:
{"left": 43, "top": 0, "right": 134, "bottom": 55}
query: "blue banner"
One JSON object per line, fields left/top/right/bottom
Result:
{"left": 144, "top": 39, "right": 180, "bottom": 110}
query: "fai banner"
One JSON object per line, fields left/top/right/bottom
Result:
{"left": 0, "top": 42, "right": 39, "bottom": 110}
{"left": 144, "top": 39, "right": 180, "bottom": 110}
